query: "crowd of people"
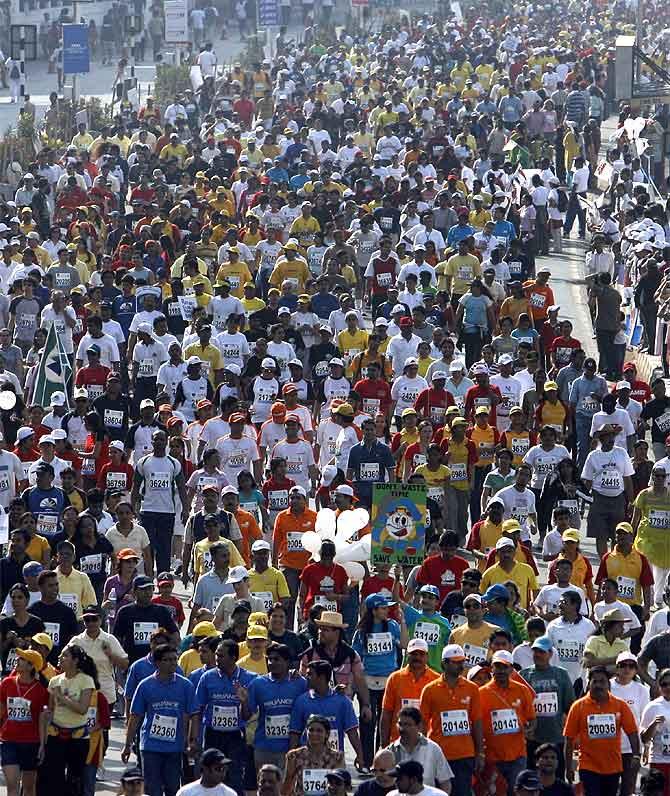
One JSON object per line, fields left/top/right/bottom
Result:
{"left": 3, "top": 2, "right": 670, "bottom": 796}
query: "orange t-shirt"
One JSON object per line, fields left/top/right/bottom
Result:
{"left": 420, "top": 675, "right": 482, "bottom": 761}
{"left": 478, "top": 678, "right": 536, "bottom": 762}
{"left": 381, "top": 666, "right": 440, "bottom": 742}
{"left": 234, "top": 508, "right": 263, "bottom": 566}
{"left": 563, "top": 693, "right": 638, "bottom": 775}
{"left": 523, "top": 282, "right": 555, "bottom": 321}
{"left": 272, "top": 507, "right": 318, "bottom": 570}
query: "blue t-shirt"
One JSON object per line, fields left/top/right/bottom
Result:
{"left": 447, "top": 223, "right": 475, "bottom": 248}
{"left": 23, "top": 486, "right": 68, "bottom": 541}
{"left": 493, "top": 220, "right": 517, "bottom": 243}
{"left": 112, "top": 295, "right": 137, "bottom": 339}
{"left": 569, "top": 374, "right": 608, "bottom": 417}
{"left": 290, "top": 688, "right": 358, "bottom": 751}
{"left": 511, "top": 327, "right": 540, "bottom": 347}
{"left": 346, "top": 441, "right": 395, "bottom": 506}
{"left": 195, "top": 665, "right": 256, "bottom": 733}
{"left": 311, "top": 292, "right": 340, "bottom": 320}
{"left": 131, "top": 673, "right": 197, "bottom": 753}
{"left": 124, "top": 654, "right": 185, "bottom": 702}
{"left": 188, "top": 666, "right": 209, "bottom": 690}
{"left": 352, "top": 620, "right": 401, "bottom": 677}
{"left": 246, "top": 673, "right": 309, "bottom": 751}
{"left": 459, "top": 294, "right": 490, "bottom": 333}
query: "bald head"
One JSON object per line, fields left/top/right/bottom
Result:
{"left": 373, "top": 749, "right": 395, "bottom": 784}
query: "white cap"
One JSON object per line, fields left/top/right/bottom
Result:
{"left": 187, "top": 356, "right": 202, "bottom": 366}
{"left": 321, "top": 464, "right": 338, "bottom": 487}
{"left": 16, "top": 426, "right": 34, "bottom": 442}
{"left": 109, "top": 439, "right": 125, "bottom": 451}
{"left": 50, "top": 391, "right": 66, "bottom": 406}
{"left": 431, "top": 370, "right": 448, "bottom": 381}
{"left": 615, "top": 381, "right": 631, "bottom": 391}
{"left": 278, "top": 307, "right": 291, "bottom": 315}
{"left": 226, "top": 565, "right": 249, "bottom": 584}
{"left": 140, "top": 398, "right": 155, "bottom": 409}
{"left": 498, "top": 354, "right": 514, "bottom": 366}
{"left": 289, "top": 485, "right": 307, "bottom": 497}
{"left": 137, "top": 322, "right": 153, "bottom": 335}
{"left": 225, "top": 363, "right": 242, "bottom": 376}
{"left": 495, "top": 537, "right": 515, "bottom": 550}
{"left": 407, "top": 638, "right": 429, "bottom": 653}
{"left": 374, "top": 317, "right": 389, "bottom": 326}
{"left": 329, "top": 358, "right": 344, "bottom": 367}
{"left": 392, "top": 304, "right": 406, "bottom": 314}
{"left": 334, "top": 484, "right": 355, "bottom": 498}
{"left": 472, "top": 364, "right": 489, "bottom": 375}
{"left": 442, "top": 644, "right": 466, "bottom": 661}
{"left": 74, "top": 387, "right": 88, "bottom": 400}
{"left": 50, "top": 429, "right": 67, "bottom": 440}
{"left": 39, "top": 434, "right": 55, "bottom": 445}
{"left": 491, "top": 650, "right": 514, "bottom": 666}
{"left": 404, "top": 357, "right": 419, "bottom": 367}
{"left": 251, "top": 539, "right": 271, "bottom": 553}
{"left": 449, "top": 360, "right": 465, "bottom": 372}
{"left": 222, "top": 485, "right": 239, "bottom": 495}
{"left": 261, "top": 357, "right": 276, "bottom": 368}
{"left": 616, "top": 650, "right": 638, "bottom": 665}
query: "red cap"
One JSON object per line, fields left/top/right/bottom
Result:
{"left": 399, "top": 316, "right": 413, "bottom": 327}
{"left": 229, "top": 412, "right": 246, "bottom": 423}
{"left": 622, "top": 363, "right": 636, "bottom": 372}
{"left": 166, "top": 416, "right": 183, "bottom": 428}
{"left": 282, "top": 383, "right": 298, "bottom": 395}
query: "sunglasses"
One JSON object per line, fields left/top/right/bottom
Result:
{"left": 83, "top": 615, "right": 100, "bottom": 622}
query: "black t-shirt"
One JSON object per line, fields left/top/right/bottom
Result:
{"left": 0, "top": 614, "right": 45, "bottom": 674}
{"left": 162, "top": 296, "right": 188, "bottom": 336}
{"left": 541, "top": 779, "right": 575, "bottom": 796}
{"left": 93, "top": 394, "right": 131, "bottom": 441}
{"left": 268, "top": 629, "right": 306, "bottom": 664}
{"left": 641, "top": 397, "right": 670, "bottom": 443}
{"left": 74, "top": 536, "right": 115, "bottom": 594}
{"left": 354, "top": 781, "right": 394, "bottom": 796}
{"left": 30, "top": 599, "right": 79, "bottom": 662}
{"left": 113, "top": 602, "right": 178, "bottom": 662}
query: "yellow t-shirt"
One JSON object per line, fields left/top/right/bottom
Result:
{"left": 215, "top": 262, "right": 253, "bottom": 297}
{"left": 48, "top": 671, "right": 96, "bottom": 728}
{"left": 26, "top": 533, "right": 50, "bottom": 563}
{"left": 338, "top": 329, "right": 369, "bottom": 367}
{"left": 56, "top": 568, "right": 96, "bottom": 620}
{"left": 268, "top": 258, "right": 311, "bottom": 292}
{"left": 444, "top": 254, "right": 482, "bottom": 295}
{"left": 183, "top": 343, "right": 224, "bottom": 387}
{"left": 193, "top": 537, "right": 244, "bottom": 578}
{"left": 177, "top": 648, "right": 202, "bottom": 676}
{"left": 480, "top": 561, "right": 538, "bottom": 609}
{"left": 289, "top": 217, "right": 321, "bottom": 251}
{"left": 248, "top": 566, "right": 291, "bottom": 602}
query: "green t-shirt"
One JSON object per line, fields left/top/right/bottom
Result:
{"left": 403, "top": 605, "right": 452, "bottom": 672}
{"left": 519, "top": 664, "right": 575, "bottom": 744}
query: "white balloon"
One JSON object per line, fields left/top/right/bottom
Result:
{"left": 0, "top": 391, "right": 16, "bottom": 410}
{"left": 351, "top": 507, "right": 370, "bottom": 527}
{"left": 300, "top": 531, "right": 323, "bottom": 556}
{"left": 334, "top": 534, "right": 372, "bottom": 564}
{"left": 336, "top": 512, "right": 361, "bottom": 543}
{"left": 315, "top": 508, "right": 336, "bottom": 539}
{"left": 342, "top": 561, "right": 366, "bottom": 581}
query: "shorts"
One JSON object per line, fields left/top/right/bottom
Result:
{"left": 586, "top": 492, "right": 626, "bottom": 539}
{"left": 1, "top": 740, "right": 40, "bottom": 770}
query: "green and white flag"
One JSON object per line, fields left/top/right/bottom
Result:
{"left": 33, "top": 322, "right": 72, "bottom": 408}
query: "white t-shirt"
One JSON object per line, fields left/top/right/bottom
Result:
{"left": 316, "top": 419, "right": 340, "bottom": 468}
{"left": 590, "top": 409, "right": 636, "bottom": 451}
{"left": 391, "top": 375, "right": 429, "bottom": 414}
{"left": 75, "top": 333, "right": 120, "bottom": 369}
{"left": 610, "top": 677, "right": 649, "bottom": 752}
{"left": 640, "top": 697, "right": 670, "bottom": 763}
{"left": 133, "top": 340, "right": 168, "bottom": 379}
{"left": 215, "top": 435, "right": 260, "bottom": 484}
{"left": 522, "top": 444, "right": 570, "bottom": 490}
{"left": 512, "top": 641, "right": 561, "bottom": 669}
{"left": 495, "top": 484, "right": 537, "bottom": 542}
{"left": 582, "top": 446, "right": 634, "bottom": 497}
{"left": 490, "top": 374, "right": 522, "bottom": 431}
{"left": 271, "top": 439, "right": 315, "bottom": 491}
{"left": 157, "top": 362, "right": 188, "bottom": 403}
{"left": 593, "top": 600, "right": 641, "bottom": 632}
{"left": 546, "top": 615, "right": 596, "bottom": 684}
{"left": 542, "top": 528, "right": 565, "bottom": 557}
{"left": 534, "top": 583, "right": 588, "bottom": 616}
{"left": 41, "top": 305, "right": 76, "bottom": 354}
{"left": 0, "top": 450, "right": 26, "bottom": 507}
{"left": 176, "top": 782, "right": 238, "bottom": 796}
{"left": 249, "top": 376, "right": 279, "bottom": 424}
{"left": 136, "top": 454, "right": 182, "bottom": 513}
{"left": 28, "top": 455, "right": 70, "bottom": 488}
{"left": 213, "top": 331, "right": 250, "bottom": 368}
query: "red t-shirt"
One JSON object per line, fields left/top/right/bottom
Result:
{"left": 0, "top": 675, "right": 49, "bottom": 743}
{"left": 300, "top": 561, "right": 349, "bottom": 617}
{"left": 97, "top": 461, "right": 134, "bottom": 492}
{"left": 403, "top": 442, "right": 430, "bottom": 476}
{"left": 610, "top": 378, "right": 651, "bottom": 404}
{"left": 75, "top": 365, "right": 111, "bottom": 391}
{"left": 414, "top": 387, "right": 455, "bottom": 427}
{"left": 261, "top": 475, "right": 296, "bottom": 514}
{"left": 415, "top": 553, "right": 471, "bottom": 601}
{"left": 549, "top": 336, "right": 582, "bottom": 367}
{"left": 353, "top": 379, "right": 392, "bottom": 416}
{"left": 152, "top": 595, "right": 186, "bottom": 626}
{"left": 360, "top": 574, "right": 404, "bottom": 621}
{"left": 463, "top": 384, "right": 502, "bottom": 425}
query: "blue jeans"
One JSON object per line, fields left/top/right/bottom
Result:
{"left": 563, "top": 192, "right": 586, "bottom": 236}
{"left": 495, "top": 757, "right": 527, "bottom": 796}
{"left": 450, "top": 757, "right": 475, "bottom": 796}
{"left": 141, "top": 750, "right": 182, "bottom": 796}
{"left": 141, "top": 511, "right": 175, "bottom": 575}
{"left": 81, "top": 763, "right": 97, "bottom": 796}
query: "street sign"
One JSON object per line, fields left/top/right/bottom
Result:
{"left": 62, "top": 24, "right": 90, "bottom": 75}
{"left": 164, "top": 0, "right": 189, "bottom": 44}
{"left": 258, "top": 0, "right": 280, "bottom": 27}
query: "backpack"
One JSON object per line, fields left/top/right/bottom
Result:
{"left": 557, "top": 189, "right": 569, "bottom": 213}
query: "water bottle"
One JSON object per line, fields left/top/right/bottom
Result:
{"left": 107, "top": 588, "right": 117, "bottom": 631}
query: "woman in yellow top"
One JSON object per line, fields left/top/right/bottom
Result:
{"left": 415, "top": 443, "right": 451, "bottom": 521}
{"left": 633, "top": 465, "right": 670, "bottom": 607}
{"left": 44, "top": 645, "right": 97, "bottom": 787}
{"left": 289, "top": 204, "right": 322, "bottom": 254}
{"left": 214, "top": 249, "right": 253, "bottom": 298}
{"left": 416, "top": 341, "right": 434, "bottom": 378}
{"left": 563, "top": 124, "right": 580, "bottom": 174}
{"left": 533, "top": 381, "right": 568, "bottom": 438}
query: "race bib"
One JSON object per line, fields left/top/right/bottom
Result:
{"left": 427, "top": 486, "right": 444, "bottom": 503}
{"left": 377, "top": 272, "right": 393, "bottom": 287}
{"left": 327, "top": 728, "right": 340, "bottom": 751}
{"left": 360, "top": 462, "right": 380, "bottom": 480}
{"left": 148, "top": 472, "right": 170, "bottom": 491}
{"left": 362, "top": 397, "right": 381, "bottom": 415}
{"left": 268, "top": 490, "right": 289, "bottom": 511}
{"left": 5, "top": 648, "right": 18, "bottom": 672}
{"left": 413, "top": 454, "right": 427, "bottom": 468}
{"left": 314, "top": 361, "right": 329, "bottom": 377}
{"left": 366, "top": 632, "right": 393, "bottom": 655}
{"left": 457, "top": 266, "right": 472, "bottom": 280}
{"left": 315, "top": 595, "right": 338, "bottom": 612}
{"left": 251, "top": 592, "right": 274, "bottom": 611}
{"left": 61, "top": 593, "right": 78, "bottom": 614}
{"left": 414, "top": 621, "right": 440, "bottom": 645}
{"left": 106, "top": 471, "right": 128, "bottom": 490}
{"left": 104, "top": 409, "right": 124, "bottom": 428}
{"left": 587, "top": 713, "right": 616, "bottom": 739}
{"left": 450, "top": 462, "right": 467, "bottom": 481}
{"left": 7, "top": 696, "right": 31, "bottom": 722}
{"left": 211, "top": 704, "right": 239, "bottom": 730}
{"left": 491, "top": 708, "right": 520, "bottom": 735}
{"left": 649, "top": 510, "right": 670, "bottom": 529}
{"left": 596, "top": 470, "right": 622, "bottom": 493}
{"left": 37, "top": 513, "right": 58, "bottom": 536}
{"left": 661, "top": 731, "right": 670, "bottom": 757}
{"left": 401, "top": 698, "right": 420, "bottom": 709}
{"left": 286, "top": 532, "right": 304, "bottom": 553}
{"left": 617, "top": 576, "right": 636, "bottom": 601}
{"left": 440, "top": 709, "right": 470, "bottom": 736}
{"left": 534, "top": 691, "right": 558, "bottom": 717}
{"left": 133, "top": 622, "right": 158, "bottom": 644}
{"left": 303, "top": 770, "right": 329, "bottom": 796}
{"left": 511, "top": 437, "right": 530, "bottom": 457}
{"left": 80, "top": 554, "right": 102, "bottom": 574}
{"left": 430, "top": 406, "right": 446, "bottom": 424}
{"left": 149, "top": 713, "right": 178, "bottom": 740}
{"left": 286, "top": 457, "right": 303, "bottom": 475}
{"left": 44, "top": 622, "right": 60, "bottom": 646}
{"left": 556, "top": 639, "right": 581, "bottom": 662}
{"left": 55, "top": 273, "right": 70, "bottom": 287}
{"left": 656, "top": 412, "right": 670, "bottom": 433}
{"left": 265, "top": 713, "right": 290, "bottom": 738}
{"left": 580, "top": 397, "right": 600, "bottom": 414}
{"left": 463, "top": 642, "right": 487, "bottom": 667}
{"left": 81, "top": 457, "right": 96, "bottom": 477}
{"left": 18, "top": 313, "right": 36, "bottom": 330}
{"left": 85, "top": 706, "right": 97, "bottom": 731}
{"left": 529, "top": 292, "right": 545, "bottom": 310}
{"left": 87, "top": 384, "right": 104, "bottom": 401}
{"left": 227, "top": 453, "right": 246, "bottom": 468}
{"left": 139, "top": 359, "right": 155, "bottom": 377}
{"left": 451, "top": 614, "right": 467, "bottom": 628}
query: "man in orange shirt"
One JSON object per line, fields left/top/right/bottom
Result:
{"left": 379, "top": 638, "right": 439, "bottom": 746}
{"left": 478, "top": 649, "right": 536, "bottom": 795}
{"left": 563, "top": 666, "right": 640, "bottom": 796}
{"left": 221, "top": 486, "right": 262, "bottom": 565}
{"left": 271, "top": 485, "right": 317, "bottom": 625}
{"left": 420, "top": 644, "right": 484, "bottom": 796}
{"left": 523, "top": 268, "right": 554, "bottom": 340}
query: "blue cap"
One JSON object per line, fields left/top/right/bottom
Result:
{"left": 23, "top": 561, "right": 43, "bottom": 575}
{"left": 482, "top": 584, "right": 510, "bottom": 603}
{"left": 365, "top": 593, "right": 396, "bottom": 611}
{"left": 419, "top": 585, "right": 440, "bottom": 599}
{"left": 531, "top": 635, "right": 553, "bottom": 652}
{"left": 133, "top": 575, "right": 154, "bottom": 589}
